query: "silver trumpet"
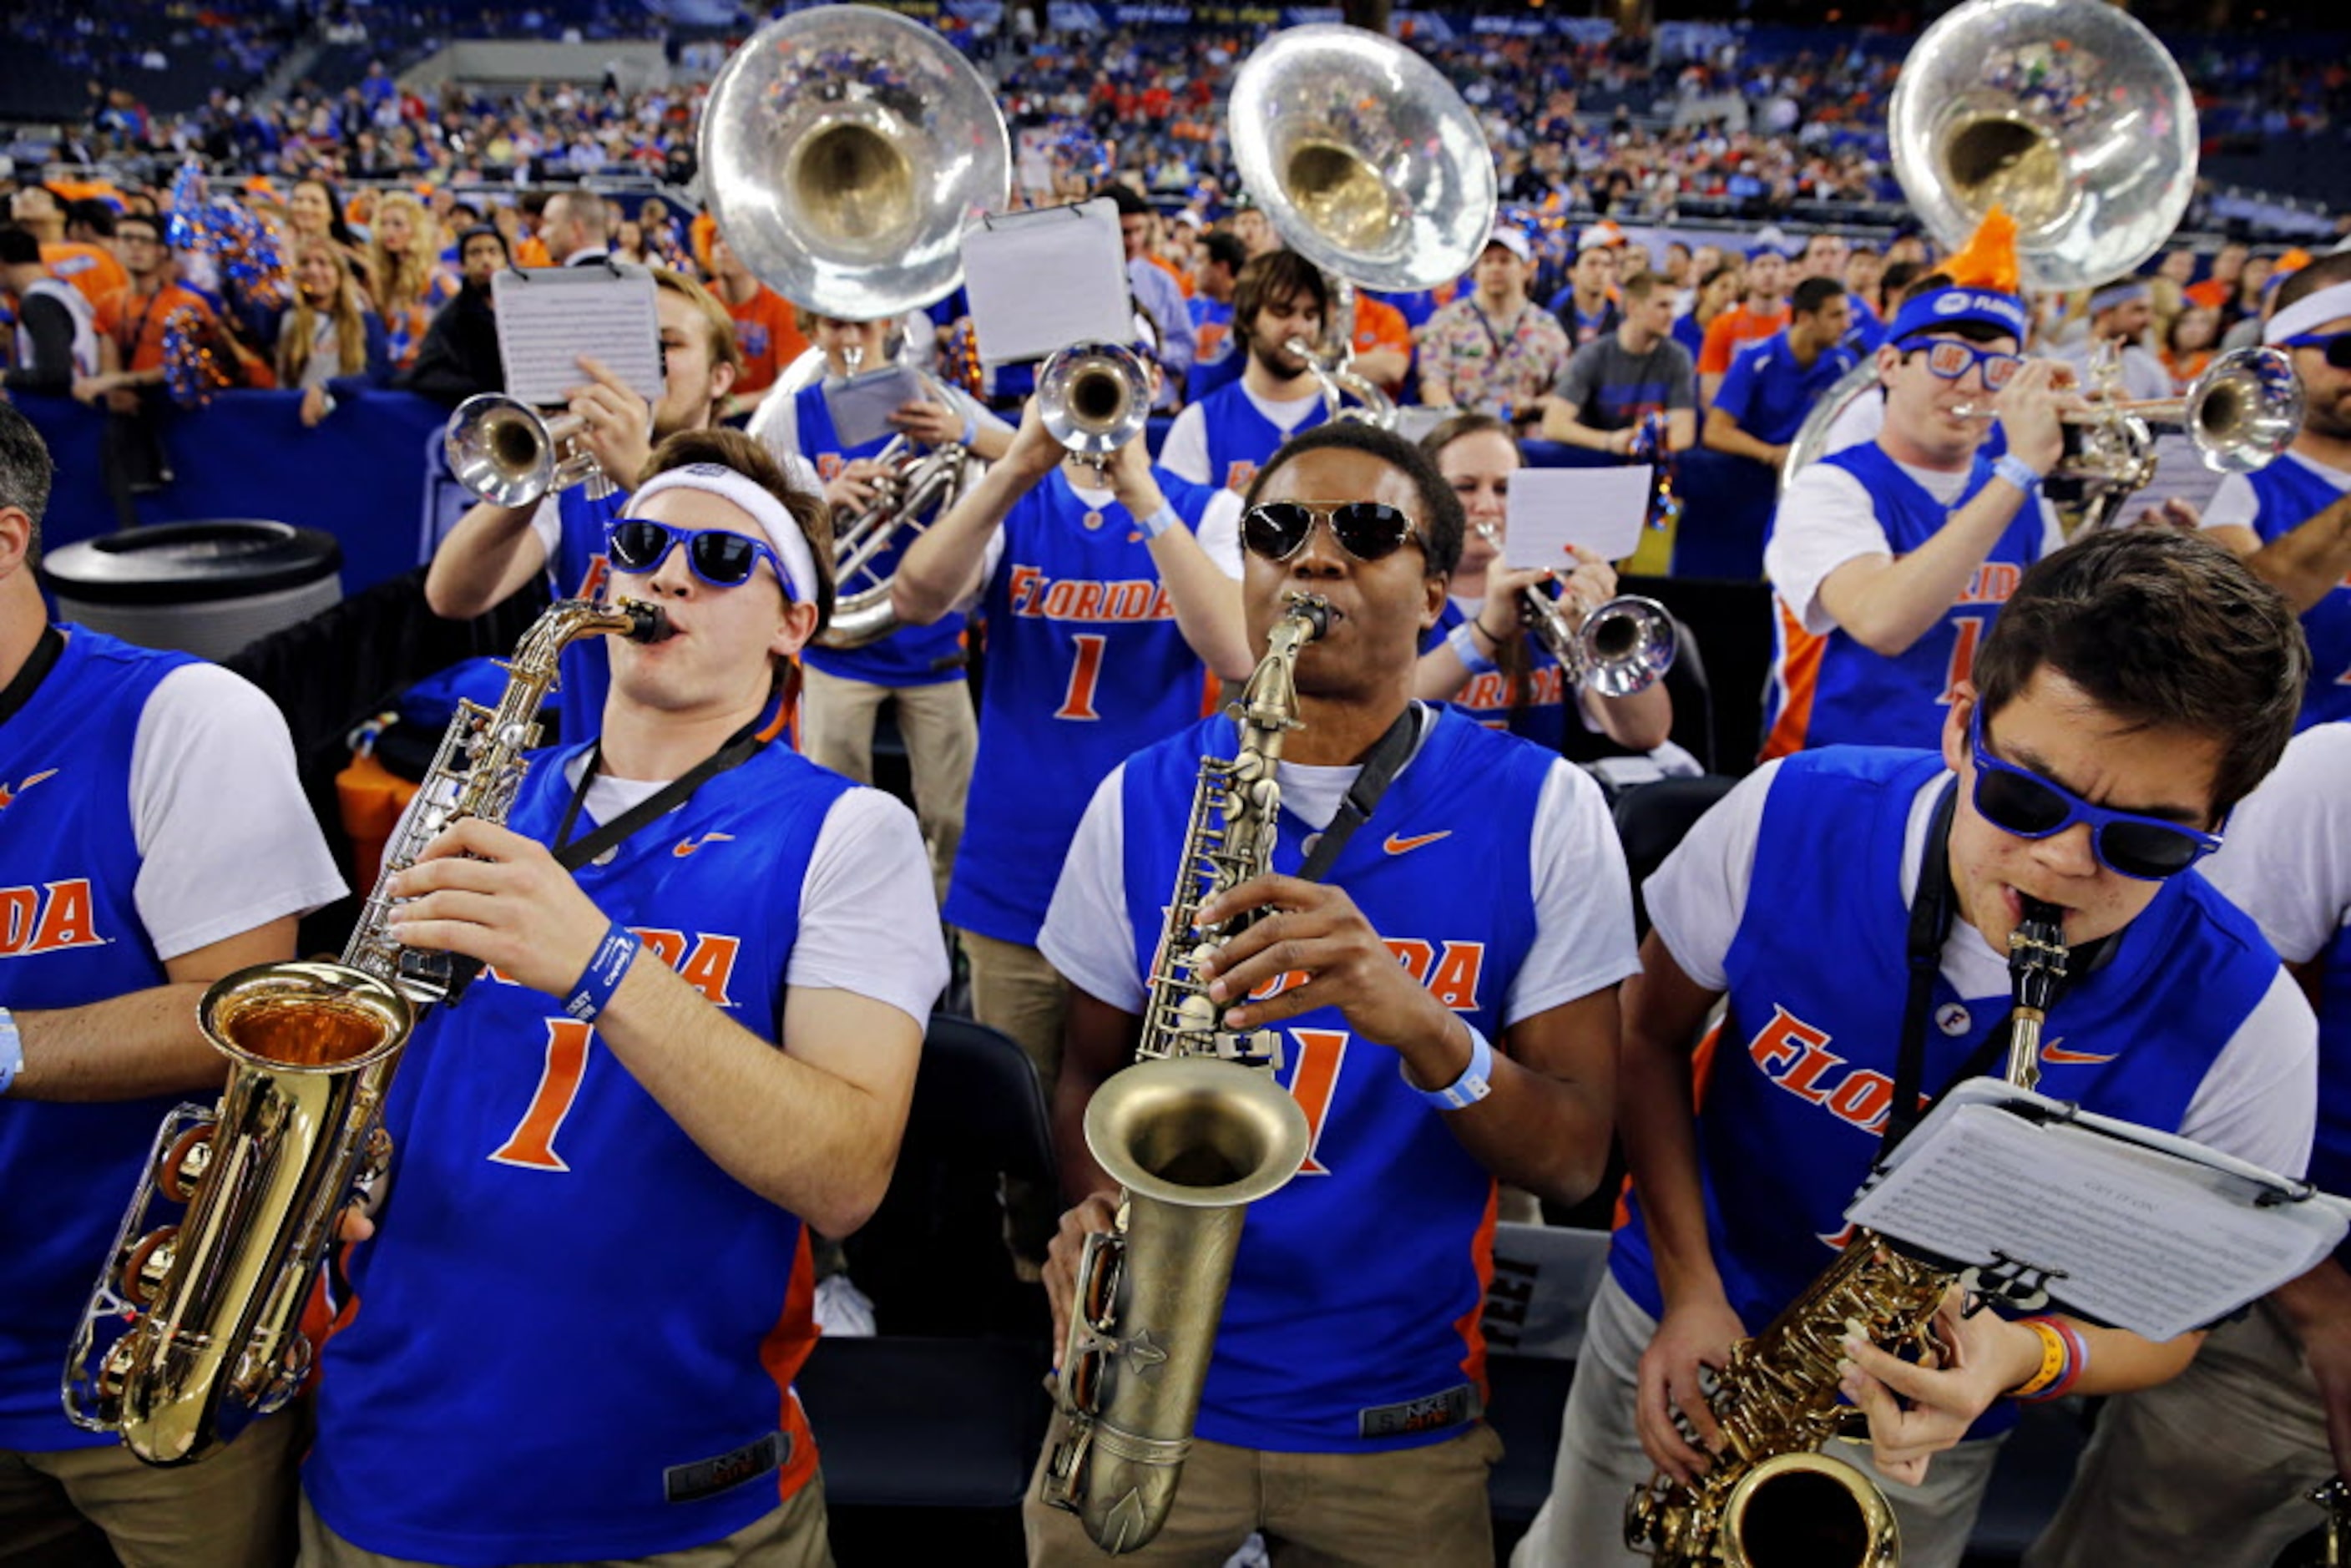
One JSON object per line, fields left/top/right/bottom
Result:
{"left": 1039, "top": 341, "right": 1154, "bottom": 477}
{"left": 1475, "top": 523, "right": 1676, "bottom": 700}
{"left": 443, "top": 392, "right": 614, "bottom": 508}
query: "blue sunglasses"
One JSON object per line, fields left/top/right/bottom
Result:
{"left": 605, "top": 518, "right": 791, "bottom": 599}
{"left": 1969, "top": 708, "right": 2222, "bottom": 881}
{"left": 2278, "top": 331, "right": 2351, "bottom": 371}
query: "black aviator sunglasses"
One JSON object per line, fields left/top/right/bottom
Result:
{"left": 1241, "top": 501, "right": 1425, "bottom": 564}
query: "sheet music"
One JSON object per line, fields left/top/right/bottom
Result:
{"left": 2101, "top": 432, "right": 2231, "bottom": 526}
{"left": 493, "top": 267, "right": 665, "bottom": 408}
{"left": 823, "top": 363, "right": 927, "bottom": 451}
{"left": 1847, "top": 1095, "right": 2347, "bottom": 1342}
{"left": 963, "top": 200, "right": 1133, "bottom": 365}
{"left": 1504, "top": 466, "right": 1655, "bottom": 566}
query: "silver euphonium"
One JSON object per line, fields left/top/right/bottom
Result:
{"left": 1039, "top": 341, "right": 1153, "bottom": 476}
{"left": 444, "top": 392, "right": 614, "bottom": 507}
{"left": 63, "top": 599, "right": 670, "bottom": 1466}
{"left": 1040, "top": 599, "right": 1325, "bottom": 1554}
{"left": 1474, "top": 523, "right": 1676, "bottom": 700}
{"left": 1227, "top": 25, "right": 1496, "bottom": 432}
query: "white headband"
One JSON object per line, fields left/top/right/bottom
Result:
{"left": 2265, "top": 281, "right": 2351, "bottom": 345}
{"left": 627, "top": 464, "right": 823, "bottom": 606}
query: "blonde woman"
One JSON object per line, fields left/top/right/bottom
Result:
{"left": 366, "top": 191, "right": 458, "bottom": 370}
{"left": 284, "top": 175, "right": 370, "bottom": 281}
{"left": 276, "top": 235, "right": 390, "bottom": 427}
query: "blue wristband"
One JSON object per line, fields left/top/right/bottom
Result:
{"left": 564, "top": 923, "right": 640, "bottom": 1023}
{"left": 1407, "top": 1021, "right": 1494, "bottom": 1110}
{"left": 1993, "top": 453, "right": 2045, "bottom": 493}
{"left": 0, "top": 1007, "right": 20, "bottom": 1096}
{"left": 1446, "top": 618, "right": 1499, "bottom": 675}
{"left": 1139, "top": 504, "right": 1184, "bottom": 540}
{"left": 958, "top": 411, "right": 978, "bottom": 448}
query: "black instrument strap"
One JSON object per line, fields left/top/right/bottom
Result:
{"left": 1883, "top": 776, "right": 2105, "bottom": 1156}
{"left": 0, "top": 625, "right": 65, "bottom": 729}
{"left": 550, "top": 707, "right": 774, "bottom": 871}
{"left": 1297, "top": 706, "right": 1421, "bottom": 884}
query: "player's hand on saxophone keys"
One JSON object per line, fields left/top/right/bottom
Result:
{"left": 1042, "top": 1191, "right": 1121, "bottom": 1373}
{"left": 1835, "top": 1287, "right": 2045, "bottom": 1485}
{"left": 384, "top": 817, "right": 619, "bottom": 1002}
{"left": 1636, "top": 1292, "right": 1745, "bottom": 1482}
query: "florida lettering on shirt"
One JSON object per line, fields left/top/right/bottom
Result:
{"left": 1005, "top": 566, "right": 1176, "bottom": 624}
{"left": 1742, "top": 1003, "right": 1906, "bottom": 1136}
{"left": 0, "top": 879, "right": 106, "bottom": 958}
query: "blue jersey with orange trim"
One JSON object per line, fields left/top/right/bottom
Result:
{"left": 943, "top": 468, "right": 1220, "bottom": 946}
{"left": 1196, "top": 379, "right": 1327, "bottom": 495}
{"left": 0, "top": 630, "right": 190, "bottom": 1450}
{"left": 544, "top": 485, "right": 629, "bottom": 746}
{"left": 1420, "top": 599, "right": 1568, "bottom": 752}
{"left": 2240, "top": 458, "right": 2351, "bottom": 728}
{"left": 1115, "top": 707, "right": 1550, "bottom": 1450}
{"left": 1762, "top": 444, "right": 2045, "bottom": 760}
{"left": 306, "top": 741, "right": 852, "bottom": 1565}
{"left": 1609, "top": 746, "right": 2283, "bottom": 1437}
{"left": 791, "top": 380, "right": 968, "bottom": 689}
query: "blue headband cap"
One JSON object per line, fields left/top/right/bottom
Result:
{"left": 1887, "top": 286, "right": 2029, "bottom": 346}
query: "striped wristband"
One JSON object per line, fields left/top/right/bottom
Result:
{"left": 2010, "top": 1317, "right": 2086, "bottom": 1401}
{"left": 564, "top": 922, "right": 641, "bottom": 1023}
{"left": 1138, "top": 504, "right": 1184, "bottom": 539}
{"left": 1447, "top": 619, "right": 1499, "bottom": 675}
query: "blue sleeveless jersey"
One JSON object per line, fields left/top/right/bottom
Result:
{"left": 544, "top": 485, "right": 629, "bottom": 746}
{"left": 791, "top": 381, "right": 968, "bottom": 689}
{"left": 306, "top": 742, "right": 853, "bottom": 1564}
{"left": 1420, "top": 599, "right": 1569, "bottom": 752}
{"left": 2241, "top": 458, "right": 2351, "bottom": 728}
{"left": 0, "top": 630, "right": 192, "bottom": 1449}
{"left": 942, "top": 467, "right": 1219, "bottom": 946}
{"left": 1610, "top": 747, "right": 2287, "bottom": 1435}
{"left": 1117, "top": 708, "right": 1552, "bottom": 1451}
{"left": 1763, "top": 444, "right": 2045, "bottom": 759}
{"left": 1196, "top": 381, "right": 1327, "bottom": 496}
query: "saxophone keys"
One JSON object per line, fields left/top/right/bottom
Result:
{"left": 117, "top": 1227, "right": 180, "bottom": 1308}
{"left": 155, "top": 1123, "right": 215, "bottom": 1205}
{"left": 1176, "top": 994, "right": 1220, "bottom": 1033}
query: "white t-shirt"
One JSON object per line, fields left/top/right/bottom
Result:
{"left": 1158, "top": 384, "right": 1327, "bottom": 488}
{"left": 2201, "top": 722, "right": 2351, "bottom": 968}
{"left": 575, "top": 764, "right": 948, "bottom": 1029}
{"left": 1646, "top": 762, "right": 2317, "bottom": 1174}
{"left": 130, "top": 662, "right": 348, "bottom": 959}
{"left": 1039, "top": 705, "right": 1642, "bottom": 1026}
{"left": 1763, "top": 451, "right": 2067, "bottom": 636}
{"left": 2202, "top": 450, "right": 2351, "bottom": 536}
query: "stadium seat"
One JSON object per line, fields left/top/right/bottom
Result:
{"left": 1613, "top": 774, "right": 1742, "bottom": 939}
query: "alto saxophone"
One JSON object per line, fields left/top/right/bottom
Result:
{"left": 63, "top": 598, "right": 670, "bottom": 1466}
{"left": 1625, "top": 898, "right": 2071, "bottom": 1567}
{"left": 1039, "top": 595, "right": 1325, "bottom": 1554}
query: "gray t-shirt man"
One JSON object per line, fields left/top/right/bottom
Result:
{"left": 1553, "top": 334, "right": 1700, "bottom": 432}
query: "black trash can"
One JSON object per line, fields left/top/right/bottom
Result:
{"left": 40, "top": 521, "right": 344, "bottom": 662}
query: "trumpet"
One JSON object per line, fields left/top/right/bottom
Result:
{"left": 1039, "top": 341, "right": 1153, "bottom": 477}
{"left": 1474, "top": 524, "right": 1676, "bottom": 700}
{"left": 443, "top": 393, "right": 614, "bottom": 508}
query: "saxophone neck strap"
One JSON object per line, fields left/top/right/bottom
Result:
{"left": 1883, "top": 776, "right": 2105, "bottom": 1156}
{"left": 1296, "top": 704, "right": 1421, "bottom": 885}
{"left": 550, "top": 701, "right": 776, "bottom": 870}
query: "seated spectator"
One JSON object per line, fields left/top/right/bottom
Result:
{"left": 75, "top": 210, "right": 218, "bottom": 503}
{"left": 285, "top": 175, "right": 369, "bottom": 282}
{"left": 705, "top": 233, "right": 806, "bottom": 422}
{"left": 8, "top": 185, "right": 125, "bottom": 307}
{"left": 1673, "top": 260, "right": 1742, "bottom": 363}
{"left": 1418, "top": 227, "right": 1573, "bottom": 426}
{"left": 0, "top": 226, "right": 99, "bottom": 396}
{"left": 2055, "top": 279, "right": 2172, "bottom": 402}
{"left": 1698, "top": 244, "right": 1792, "bottom": 401}
{"left": 1704, "top": 276, "right": 1858, "bottom": 472}
{"left": 401, "top": 224, "right": 509, "bottom": 408}
{"left": 1550, "top": 230, "right": 1624, "bottom": 349}
{"left": 366, "top": 192, "right": 458, "bottom": 372}
{"left": 2161, "top": 303, "right": 2222, "bottom": 394}
{"left": 1541, "top": 271, "right": 1698, "bottom": 457}
{"left": 276, "top": 235, "right": 390, "bottom": 427}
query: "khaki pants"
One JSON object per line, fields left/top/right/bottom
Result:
{"left": 1023, "top": 1419, "right": 1503, "bottom": 1567}
{"left": 1510, "top": 1272, "right": 2005, "bottom": 1568}
{"left": 296, "top": 1471, "right": 833, "bottom": 1568}
{"left": 799, "top": 665, "right": 974, "bottom": 905}
{"left": 2025, "top": 1297, "right": 2334, "bottom": 1568}
{"left": 0, "top": 1410, "right": 299, "bottom": 1568}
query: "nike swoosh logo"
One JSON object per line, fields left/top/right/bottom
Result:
{"left": 673, "top": 832, "right": 736, "bottom": 857}
{"left": 1383, "top": 831, "right": 1453, "bottom": 856}
{"left": 2038, "top": 1042, "right": 2119, "bottom": 1065}
{"left": 0, "top": 769, "right": 58, "bottom": 811}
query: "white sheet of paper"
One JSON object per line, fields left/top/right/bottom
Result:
{"left": 823, "top": 363, "right": 927, "bottom": 451}
{"left": 963, "top": 200, "right": 1133, "bottom": 365}
{"left": 1504, "top": 466, "right": 1655, "bottom": 567}
{"left": 2107, "top": 432, "right": 2231, "bottom": 525}
{"left": 1847, "top": 1090, "right": 2348, "bottom": 1342}
{"left": 493, "top": 267, "right": 664, "bottom": 408}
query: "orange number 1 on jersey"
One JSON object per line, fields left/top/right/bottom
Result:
{"left": 491, "top": 1018, "right": 594, "bottom": 1171}
{"left": 1056, "top": 633, "right": 1108, "bottom": 721}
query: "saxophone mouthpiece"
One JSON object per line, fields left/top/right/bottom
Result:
{"left": 1283, "top": 594, "right": 1332, "bottom": 639}
{"left": 2009, "top": 896, "right": 2069, "bottom": 1018}
{"left": 624, "top": 603, "right": 675, "bottom": 643}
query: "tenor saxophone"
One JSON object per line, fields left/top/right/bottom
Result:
{"left": 1625, "top": 897, "right": 2071, "bottom": 1567}
{"left": 1038, "top": 595, "right": 1324, "bottom": 1554}
{"left": 62, "top": 598, "right": 670, "bottom": 1466}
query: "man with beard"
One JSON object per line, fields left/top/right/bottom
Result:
{"left": 1160, "top": 251, "right": 1331, "bottom": 498}
{"left": 2200, "top": 252, "right": 2351, "bottom": 729}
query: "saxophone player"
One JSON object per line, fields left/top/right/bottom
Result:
{"left": 1028, "top": 422, "right": 1638, "bottom": 1565}
{"left": 1514, "top": 530, "right": 2320, "bottom": 1568}
{"left": 0, "top": 404, "right": 345, "bottom": 1565}
{"left": 299, "top": 430, "right": 946, "bottom": 1567}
